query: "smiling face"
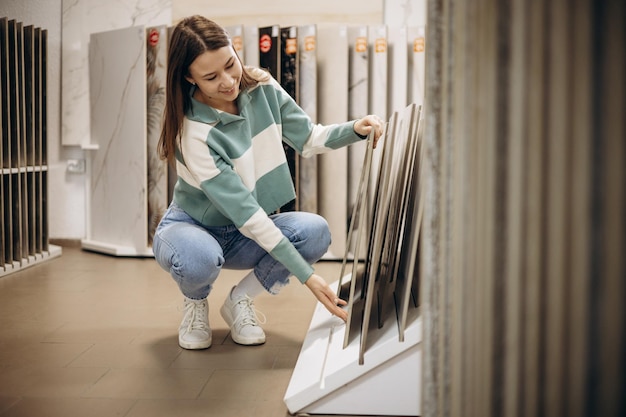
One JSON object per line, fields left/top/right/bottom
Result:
{"left": 185, "top": 46, "right": 243, "bottom": 112}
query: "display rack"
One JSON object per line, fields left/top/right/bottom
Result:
{"left": 1, "top": 17, "right": 61, "bottom": 278}
{"left": 82, "top": 25, "right": 169, "bottom": 256}
{"left": 285, "top": 104, "right": 423, "bottom": 416}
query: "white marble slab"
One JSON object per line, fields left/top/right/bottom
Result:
{"left": 243, "top": 25, "right": 259, "bottom": 68}
{"left": 61, "top": 0, "right": 171, "bottom": 146}
{"left": 388, "top": 26, "right": 408, "bottom": 114}
{"left": 347, "top": 25, "right": 369, "bottom": 259}
{"left": 368, "top": 25, "right": 388, "bottom": 195}
{"left": 408, "top": 26, "right": 426, "bottom": 106}
{"left": 297, "top": 24, "right": 318, "bottom": 214}
{"left": 368, "top": 25, "right": 388, "bottom": 121}
{"left": 85, "top": 26, "right": 149, "bottom": 255}
{"left": 316, "top": 24, "right": 349, "bottom": 260}
{"left": 225, "top": 24, "right": 245, "bottom": 65}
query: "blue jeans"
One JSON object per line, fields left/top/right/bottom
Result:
{"left": 152, "top": 202, "right": 332, "bottom": 300}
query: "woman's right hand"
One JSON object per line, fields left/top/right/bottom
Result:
{"left": 304, "top": 273, "right": 348, "bottom": 321}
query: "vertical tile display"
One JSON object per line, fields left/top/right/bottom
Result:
{"left": 297, "top": 24, "right": 318, "bottom": 214}
{"left": 368, "top": 25, "right": 388, "bottom": 120}
{"left": 145, "top": 25, "right": 168, "bottom": 246}
{"left": 368, "top": 25, "right": 388, "bottom": 188}
{"left": 280, "top": 27, "right": 299, "bottom": 102}
{"left": 225, "top": 25, "right": 245, "bottom": 64}
{"left": 243, "top": 25, "right": 259, "bottom": 67}
{"left": 0, "top": 18, "right": 57, "bottom": 277}
{"left": 285, "top": 106, "right": 423, "bottom": 416}
{"left": 0, "top": 17, "right": 7, "bottom": 269}
{"left": 407, "top": 26, "right": 425, "bottom": 105}
{"left": 8, "top": 20, "right": 23, "bottom": 264}
{"left": 316, "top": 24, "right": 349, "bottom": 259}
{"left": 351, "top": 103, "right": 420, "bottom": 363}
{"left": 85, "top": 26, "right": 149, "bottom": 255}
{"left": 258, "top": 25, "right": 280, "bottom": 81}
{"left": 40, "top": 28, "right": 48, "bottom": 253}
{"left": 347, "top": 26, "right": 369, "bottom": 259}
{"left": 280, "top": 26, "right": 298, "bottom": 212}
{"left": 387, "top": 26, "right": 408, "bottom": 114}
{"left": 23, "top": 25, "right": 36, "bottom": 258}
{"left": 17, "top": 21, "right": 30, "bottom": 262}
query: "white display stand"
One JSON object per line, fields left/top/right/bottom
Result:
{"left": 82, "top": 25, "right": 168, "bottom": 258}
{"left": 284, "top": 277, "right": 421, "bottom": 416}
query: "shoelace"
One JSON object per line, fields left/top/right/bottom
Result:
{"left": 232, "top": 296, "right": 267, "bottom": 329}
{"left": 182, "top": 300, "right": 209, "bottom": 332}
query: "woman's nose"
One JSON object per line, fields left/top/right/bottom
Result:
{"left": 221, "top": 74, "right": 235, "bottom": 88}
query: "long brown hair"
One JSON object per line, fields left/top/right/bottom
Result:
{"left": 158, "top": 15, "right": 267, "bottom": 164}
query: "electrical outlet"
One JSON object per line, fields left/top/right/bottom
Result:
{"left": 66, "top": 159, "right": 86, "bottom": 173}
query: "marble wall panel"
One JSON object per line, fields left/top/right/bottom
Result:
{"left": 61, "top": 0, "right": 171, "bottom": 146}
{"left": 173, "top": 0, "right": 382, "bottom": 27}
{"left": 86, "top": 26, "right": 148, "bottom": 254}
{"left": 297, "top": 24, "right": 318, "bottom": 214}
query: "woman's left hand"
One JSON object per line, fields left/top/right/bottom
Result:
{"left": 354, "top": 115, "right": 385, "bottom": 148}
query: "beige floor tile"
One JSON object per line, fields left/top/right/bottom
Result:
{"left": 272, "top": 346, "right": 303, "bottom": 370}
{"left": 125, "top": 398, "right": 256, "bottom": 417}
{"left": 42, "top": 321, "right": 147, "bottom": 344}
{"left": 0, "top": 398, "right": 135, "bottom": 417}
{"left": 83, "top": 368, "right": 211, "bottom": 399}
{"left": 0, "top": 366, "right": 108, "bottom": 397}
{"left": 199, "top": 368, "right": 293, "bottom": 401}
{"left": 0, "top": 341, "right": 91, "bottom": 370}
{"left": 170, "top": 344, "right": 279, "bottom": 370}
{"left": 0, "top": 319, "right": 64, "bottom": 344}
{"left": 0, "top": 398, "right": 21, "bottom": 415}
{"left": 68, "top": 342, "right": 182, "bottom": 369}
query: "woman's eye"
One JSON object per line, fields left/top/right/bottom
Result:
{"left": 226, "top": 63, "right": 234, "bottom": 69}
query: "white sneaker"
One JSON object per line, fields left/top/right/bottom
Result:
{"left": 220, "top": 287, "right": 266, "bottom": 345}
{"left": 179, "top": 297, "right": 212, "bottom": 349}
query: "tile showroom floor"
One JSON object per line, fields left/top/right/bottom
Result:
{"left": 0, "top": 245, "right": 385, "bottom": 417}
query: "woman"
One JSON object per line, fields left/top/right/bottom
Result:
{"left": 154, "top": 15, "right": 384, "bottom": 350}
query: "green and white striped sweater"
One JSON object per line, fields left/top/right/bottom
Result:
{"left": 173, "top": 73, "right": 364, "bottom": 283}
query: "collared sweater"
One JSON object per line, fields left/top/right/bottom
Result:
{"left": 173, "top": 71, "right": 364, "bottom": 283}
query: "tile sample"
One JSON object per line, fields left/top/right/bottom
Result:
{"left": 85, "top": 26, "right": 149, "bottom": 256}
{"left": 347, "top": 25, "right": 369, "bottom": 260}
{"left": 408, "top": 26, "right": 426, "bottom": 105}
{"left": 316, "top": 24, "right": 349, "bottom": 259}
{"left": 145, "top": 25, "right": 168, "bottom": 246}
{"left": 243, "top": 25, "right": 259, "bottom": 67}
{"left": 280, "top": 26, "right": 299, "bottom": 212}
{"left": 368, "top": 25, "right": 388, "bottom": 189}
{"left": 297, "top": 24, "right": 318, "bottom": 214}
{"left": 388, "top": 26, "right": 408, "bottom": 114}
